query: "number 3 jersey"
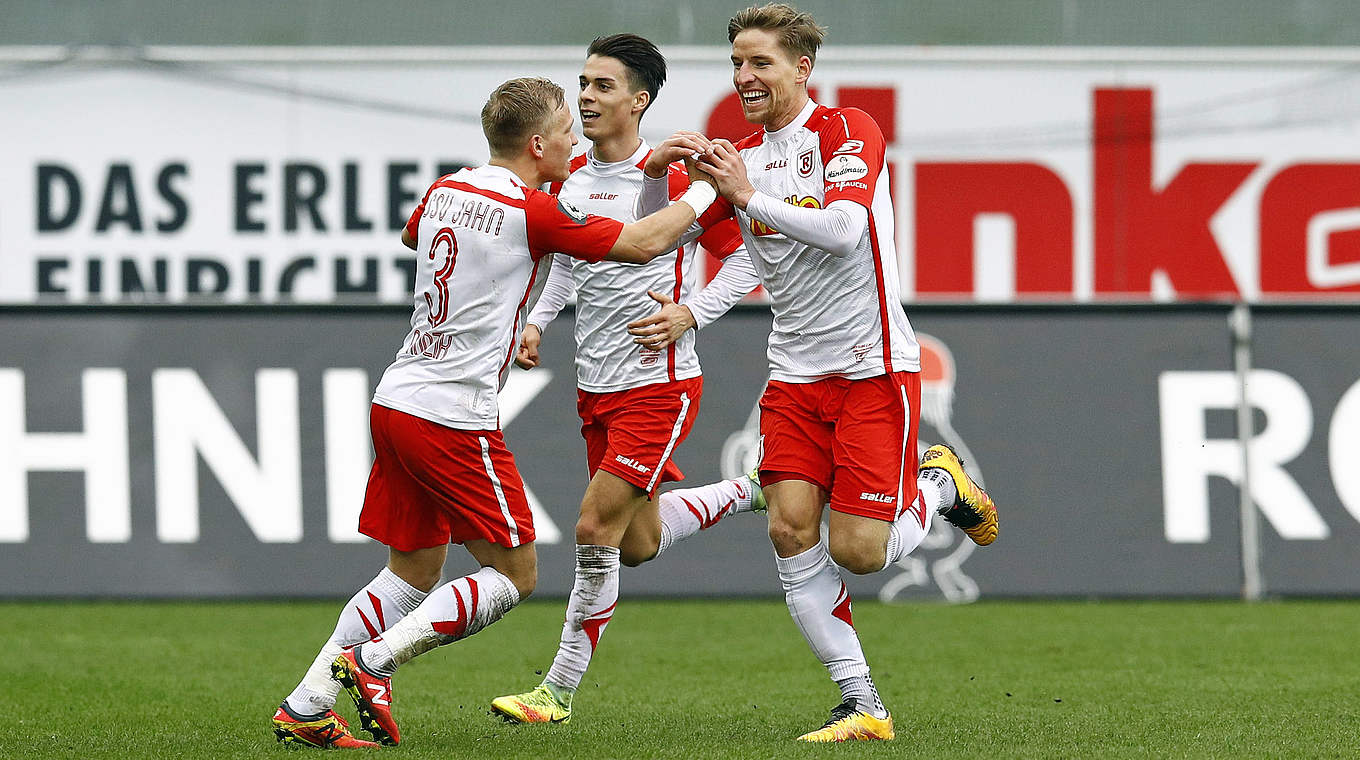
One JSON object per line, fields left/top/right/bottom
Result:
{"left": 714, "top": 100, "right": 920, "bottom": 381}
{"left": 374, "top": 165, "right": 623, "bottom": 430}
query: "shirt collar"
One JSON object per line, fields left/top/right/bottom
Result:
{"left": 765, "top": 99, "right": 818, "bottom": 142}
{"left": 587, "top": 139, "right": 651, "bottom": 174}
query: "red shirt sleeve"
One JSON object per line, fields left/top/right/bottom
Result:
{"left": 523, "top": 189, "right": 624, "bottom": 263}
{"left": 819, "top": 107, "right": 886, "bottom": 209}
{"left": 697, "top": 214, "right": 743, "bottom": 256}
{"left": 404, "top": 181, "right": 438, "bottom": 242}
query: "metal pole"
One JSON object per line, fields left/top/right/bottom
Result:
{"left": 1231, "top": 303, "right": 1263, "bottom": 601}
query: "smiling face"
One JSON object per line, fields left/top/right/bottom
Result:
{"left": 578, "top": 54, "right": 644, "bottom": 144}
{"left": 730, "top": 28, "right": 810, "bottom": 131}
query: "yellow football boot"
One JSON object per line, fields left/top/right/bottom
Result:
{"left": 920, "top": 444, "right": 998, "bottom": 546}
{"left": 796, "top": 701, "right": 895, "bottom": 742}
{"left": 490, "top": 683, "right": 572, "bottom": 725}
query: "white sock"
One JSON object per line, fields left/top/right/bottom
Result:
{"left": 882, "top": 494, "right": 935, "bottom": 571}
{"left": 777, "top": 541, "right": 887, "bottom": 719}
{"left": 544, "top": 545, "right": 621, "bottom": 690}
{"left": 918, "top": 467, "right": 957, "bottom": 512}
{"left": 360, "top": 566, "right": 520, "bottom": 677}
{"left": 655, "top": 476, "right": 755, "bottom": 558}
{"left": 284, "top": 567, "right": 427, "bottom": 716}
{"left": 836, "top": 672, "right": 888, "bottom": 718}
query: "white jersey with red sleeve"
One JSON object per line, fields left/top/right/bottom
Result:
{"left": 373, "top": 165, "right": 623, "bottom": 429}
{"left": 543, "top": 141, "right": 744, "bottom": 393}
{"left": 716, "top": 99, "right": 920, "bottom": 382}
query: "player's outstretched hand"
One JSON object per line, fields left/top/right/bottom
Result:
{"left": 627, "top": 290, "right": 696, "bottom": 350}
{"left": 645, "top": 131, "right": 712, "bottom": 179}
{"left": 514, "top": 324, "right": 543, "bottom": 369}
{"left": 697, "top": 139, "right": 755, "bottom": 208}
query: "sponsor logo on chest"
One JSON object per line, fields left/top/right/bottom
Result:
{"left": 747, "top": 194, "right": 822, "bottom": 237}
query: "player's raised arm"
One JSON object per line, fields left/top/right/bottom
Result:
{"left": 700, "top": 138, "right": 867, "bottom": 257}
{"left": 605, "top": 174, "right": 718, "bottom": 263}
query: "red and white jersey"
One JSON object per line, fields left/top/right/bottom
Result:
{"left": 533, "top": 141, "right": 744, "bottom": 393}
{"left": 716, "top": 99, "right": 919, "bottom": 382}
{"left": 374, "top": 165, "right": 623, "bottom": 429}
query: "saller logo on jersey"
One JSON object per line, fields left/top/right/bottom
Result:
{"left": 557, "top": 199, "right": 588, "bottom": 224}
{"left": 825, "top": 155, "right": 869, "bottom": 183}
{"left": 860, "top": 492, "right": 896, "bottom": 504}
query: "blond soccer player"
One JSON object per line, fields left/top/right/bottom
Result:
{"left": 642, "top": 3, "right": 1001, "bottom": 742}
{"left": 270, "top": 76, "right": 721, "bottom": 749}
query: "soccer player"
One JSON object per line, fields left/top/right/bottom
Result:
{"left": 653, "top": 3, "right": 1002, "bottom": 742}
{"left": 270, "top": 75, "right": 722, "bottom": 749}
{"left": 489, "top": 34, "right": 764, "bottom": 726}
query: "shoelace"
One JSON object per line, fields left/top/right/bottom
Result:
{"left": 821, "top": 701, "right": 859, "bottom": 728}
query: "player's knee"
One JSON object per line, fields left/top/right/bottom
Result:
{"left": 828, "top": 534, "right": 884, "bottom": 575}
{"left": 768, "top": 518, "right": 817, "bottom": 557}
{"left": 575, "top": 519, "right": 609, "bottom": 546}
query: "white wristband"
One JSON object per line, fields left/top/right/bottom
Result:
{"left": 676, "top": 181, "right": 717, "bottom": 217}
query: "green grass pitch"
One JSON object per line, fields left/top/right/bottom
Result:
{"left": 6, "top": 598, "right": 1357, "bottom": 758}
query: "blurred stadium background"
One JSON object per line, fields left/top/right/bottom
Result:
{"left": 5, "top": 0, "right": 1359, "bottom": 601}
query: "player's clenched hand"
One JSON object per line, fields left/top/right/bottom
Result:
{"left": 683, "top": 153, "right": 718, "bottom": 190}
{"left": 697, "top": 139, "right": 755, "bottom": 208}
{"left": 514, "top": 324, "right": 543, "bottom": 369}
{"left": 627, "top": 290, "right": 696, "bottom": 350}
{"left": 644, "top": 131, "right": 712, "bottom": 178}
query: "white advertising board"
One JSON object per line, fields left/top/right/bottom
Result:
{"left": 3, "top": 47, "right": 1359, "bottom": 303}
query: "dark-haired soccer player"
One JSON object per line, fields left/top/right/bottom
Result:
{"left": 489, "top": 34, "right": 763, "bottom": 726}
{"left": 654, "top": 3, "right": 1001, "bottom": 742}
{"left": 270, "top": 75, "right": 718, "bottom": 749}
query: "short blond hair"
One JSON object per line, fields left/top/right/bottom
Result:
{"left": 728, "top": 3, "right": 827, "bottom": 65}
{"left": 481, "top": 77, "right": 565, "bottom": 158}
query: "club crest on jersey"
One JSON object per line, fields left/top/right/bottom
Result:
{"left": 557, "top": 199, "right": 588, "bottom": 224}
{"left": 825, "top": 154, "right": 869, "bottom": 184}
{"left": 797, "top": 148, "right": 816, "bottom": 177}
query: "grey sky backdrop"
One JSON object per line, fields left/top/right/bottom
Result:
{"left": 6, "top": 1, "right": 1360, "bottom": 47}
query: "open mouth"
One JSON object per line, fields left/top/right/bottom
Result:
{"left": 740, "top": 90, "right": 769, "bottom": 108}
{"left": 580, "top": 109, "right": 601, "bottom": 125}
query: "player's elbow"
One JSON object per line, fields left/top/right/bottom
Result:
{"left": 826, "top": 233, "right": 862, "bottom": 257}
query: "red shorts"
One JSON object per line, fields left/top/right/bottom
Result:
{"left": 358, "top": 404, "right": 535, "bottom": 551}
{"left": 757, "top": 372, "right": 922, "bottom": 522}
{"left": 577, "top": 377, "right": 703, "bottom": 494}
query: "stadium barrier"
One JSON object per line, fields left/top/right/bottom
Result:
{"left": 2, "top": 303, "right": 1355, "bottom": 600}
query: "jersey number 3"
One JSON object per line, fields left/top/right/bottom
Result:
{"left": 425, "top": 227, "right": 458, "bottom": 326}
